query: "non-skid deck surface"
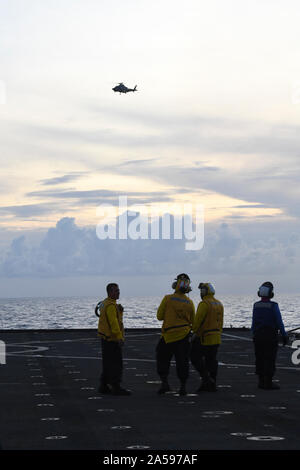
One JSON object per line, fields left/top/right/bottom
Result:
{"left": 0, "top": 328, "right": 299, "bottom": 450}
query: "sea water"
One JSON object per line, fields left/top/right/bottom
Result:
{"left": 0, "top": 294, "right": 299, "bottom": 331}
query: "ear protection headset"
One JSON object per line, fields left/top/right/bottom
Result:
{"left": 198, "top": 282, "right": 215, "bottom": 297}
{"left": 172, "top": 273, "right": 192, "bottom": 293}
{"left": 258, "top": 281, "right": 274, "bottom": 298}
{"left": 95, "top": 300, "right": 104, "bottom": 317}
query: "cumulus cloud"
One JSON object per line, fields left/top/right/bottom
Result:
{"left": 1, "top": 216, "right": 300, "bottom": 281}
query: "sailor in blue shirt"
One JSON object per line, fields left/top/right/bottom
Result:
{"left": 252, "top": 281, "right": 288, "bottom": 390}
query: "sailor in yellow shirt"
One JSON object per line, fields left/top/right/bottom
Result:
{"left": 191, "top": 282, "right": 224, "bottom": 392}
{"left": 156, "top": 273, "right": 195, "bottom": 396}
{"left": 96, "top": 283, "right": 131, "bottom": 396}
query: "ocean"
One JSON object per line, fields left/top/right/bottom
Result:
{"left": 0, "top": 294, "right": 299, "bottom": 331}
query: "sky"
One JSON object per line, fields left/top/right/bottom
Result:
{"left": 0, "top": 0, "right": 300, "bottom": 298}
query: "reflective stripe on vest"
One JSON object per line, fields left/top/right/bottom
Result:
{"left": 161, "top": 294, "right": 193, "bottom": 334}
{"left": 163, "top": 323, "right": 190, "bottom": 332}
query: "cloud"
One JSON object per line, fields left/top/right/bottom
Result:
{"left": 233, "top": 204, "right": 268, "bottom": 209}
{"left": 3, "top": 113, "right": 300, "bottom": 221}
{"left": 0, "top": 203, "right": 61, "bottom": 218}
{"left": 119, "top": 158, "right": 159, "bottom": 166}
{"left": 39, "top": 172, "right": 87, "bottom": 186}
{"left": 0, "top": 216, "right": 191, "bottom": 278}
{"left": 1, "top": 216, "right": 300, "bottom": 281}
{"left": 27, "top": 189, "right": 171, "bottom": 200}
{"left": 100, "top": 159, "right": 300, "bottom": 219}
{"left": 8, "top": 113, "right": 300, "bottom": 158}
{"left": 26, "top": 187, "right": 191, "bottom": 207}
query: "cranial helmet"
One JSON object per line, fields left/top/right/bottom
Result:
{"left": 172, "top": 273, "right": 192, "bottom": 293}
{"left": 198, "top": 282, "right": 215, "bottom": 298}
{"left": 258, "top": 281, "right": 274, "bottom": 298}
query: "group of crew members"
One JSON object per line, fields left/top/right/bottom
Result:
{"left": 95, "top": 275, "right": 288, "bottom": 396}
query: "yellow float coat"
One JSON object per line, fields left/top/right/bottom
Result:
{"left": 157, "top": 292, "right": 195, "bottom": 343}
{"left": 97, "top": 297, "right": 124, "bottom": 341}
{"left": 193, "top": 295, "right": 224, "bottom": 345}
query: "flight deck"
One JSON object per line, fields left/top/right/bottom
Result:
{"left": 0, "top": 328, "right": 299, "bottom": 451}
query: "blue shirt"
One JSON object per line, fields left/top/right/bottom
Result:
{"left": 251, "top": 300, "right": 286, "bottom": 337}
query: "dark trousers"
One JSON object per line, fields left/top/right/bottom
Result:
{"left": 100, "top": 339, "right": 123, "bottom": 386}
{"left": 156, "top": 335, "right": 190, "bottom": 383}
{"left": 253, "top": 328, "right": 278, "bottom": 379}
{"left": 190, "top": 337, "right": 219, "bottom": 381}
{"left": 254, "top": 338, "right": 278, "bottom": 379}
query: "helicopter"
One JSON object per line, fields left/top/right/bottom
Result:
{"left": 112, "top": 83, "right": 137, "bottom": 94}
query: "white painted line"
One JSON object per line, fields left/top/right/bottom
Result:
{"left": 7, "top": 352, "right": 300, "bottom": 370}
{"left": 7, "top": 344, "right": 49, "bottom": 355}
{"left": 222, "top": 333, "right": 252, "bottom": 342}
{"left": 247, "top": 436, "right": 285, "bottom": 441}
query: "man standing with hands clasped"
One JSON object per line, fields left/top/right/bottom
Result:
{"left": 96, "top": 283, "right": 131, "bottom": 396}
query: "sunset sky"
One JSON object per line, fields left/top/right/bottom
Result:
{"left": 1, "top": 0, "right": 300, "bottom": 297}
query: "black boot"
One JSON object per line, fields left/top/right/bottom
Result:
{"left": 111, "top": 384, "right": 131, "bottom": 395}
{"left": 196, "top": 376, "right": 216, "bottom": 393}
{"left": 157, "top": 378, "right": 171, "bottom": 395}
{"left": 98, "top": 383, "right": 112, "bottom": 394}
{"left": 178, "top": 382, "right": 187, "bottom": 396}
{"left": 264, "top": 376, "right": 280, "bottom": 390}
{"left": 258, "top": 376, "right": 265, "bottom": 389}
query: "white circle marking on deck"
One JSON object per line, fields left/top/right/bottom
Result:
{"left": 41, "top": 417, "right": 60, "bottom": 421}
{"left": 202, "top": 414, "right": 220, "bottom": 418}
{"left": 111, "top": 426, "right": 132, "bottom": 430}
{"left": 178, "top": 401, "right": 196, "bottom": 404}
{"left": 269, "top": 406, "right": 286, "bottom": 410}
{"left": 126, "top": 445, "right": 150, "bottom": 449}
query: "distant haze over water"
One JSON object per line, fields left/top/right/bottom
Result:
{"left": 0, "top": 294, "right": 299, "bottom": 331}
